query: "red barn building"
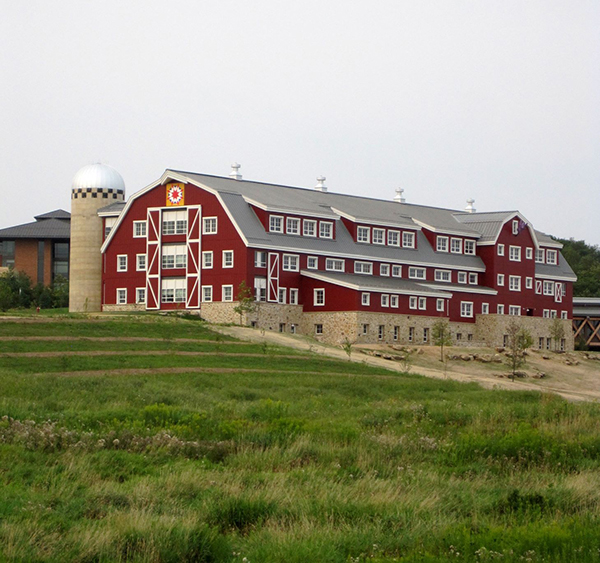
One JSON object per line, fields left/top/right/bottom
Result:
{"left": 83, "top": 165, "right": 575, "bottom": 348}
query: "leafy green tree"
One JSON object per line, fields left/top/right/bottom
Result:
{"left": 557, "top": 238, "right": 600, "bottom": 297}
{"left": 505, "top": 320, "right": 534, "bottom": 381}
{"left": 0, "top": 269, "right": 33, "bottom": 310}
{"left": 549, "top": 317, "right": 566, "bottom": 351}
{"left": 432, "top": 319, "right": 452, "bottom": 361}
{"left": 233, "top": 280, "right": 256, "bottom": 325}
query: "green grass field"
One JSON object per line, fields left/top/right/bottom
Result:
{"left": 1, "top": 315, "right": 600, "bottom": 562}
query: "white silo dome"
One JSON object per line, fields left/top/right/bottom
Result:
{"left": 71, "top": 163, "right": 125, "bottom": 192}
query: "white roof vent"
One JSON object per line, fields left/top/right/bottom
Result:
{"left": 229, "top": 162, "right": 242, "bottom": 180}
{"left": 465, "top": 198, "right": 476, "bottom": 213}
{"left": 315, "top": 176, "right": 327, "bottom": 192}
{"left": 393, "top": 187, "right": 405, "bottom": 203}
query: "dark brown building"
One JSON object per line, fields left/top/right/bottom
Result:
{"left": 0, "top": 210, "right": 70, "bottom": 285}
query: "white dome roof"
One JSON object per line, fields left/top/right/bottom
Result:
{"left": 71, "top": 163, "right": 125, "bottom": 192}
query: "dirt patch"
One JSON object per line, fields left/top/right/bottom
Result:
{"left": 212, "top": 325, "right": 600, "bottom": 403}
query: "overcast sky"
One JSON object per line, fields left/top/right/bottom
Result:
{"left": 1, "top": 1, "right": 598, "bottom": 244}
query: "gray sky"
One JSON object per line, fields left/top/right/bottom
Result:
{"left": 1, "top": 1, "right": 598, "bottom": 244}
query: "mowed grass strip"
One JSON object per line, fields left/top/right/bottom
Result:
{"left": 2, "top": 316, "right": 600, "bottom": 562}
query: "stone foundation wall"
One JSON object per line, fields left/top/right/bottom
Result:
{"left": 246, "top": 303, "right": 304, "bottom": 332}
{"left": 103, "top": 304, "right": 145, "bottom": 312}
{"left": 300, "top": 311, "right": 360, "bottom": 345}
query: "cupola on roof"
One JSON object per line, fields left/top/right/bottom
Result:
{"left": 71, "top": 163, "right": 125, "bottom": 192}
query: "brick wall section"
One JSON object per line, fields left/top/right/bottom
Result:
{"left": 43, "top": 239, "right": 53, "bottom": 285}
{"left": 14, "top": 240, "right": 38, "bottom": 283}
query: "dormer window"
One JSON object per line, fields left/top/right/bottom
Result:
{"left": 372, "top": 228, "right": 385, "bottom": 245}
{"left": 535, "top": 249, "right": 545, "bottom": 263}
{"left": 547, "top": 249, "right": 558, "bottom": 265}
{"left": 388, "top": 230, "right": 400, "bottom": 246}
{"left": 403, "top": 232, "right": 415, "bottom": 248}
{"left": 450, "top": 238, "right": 462, "bottom": 254}
{"left": 270, "top": 215, "right": 283, "bottom": 233}
{"left": 303, "top": 220, "right": 317, "bottom": 237}
{"left": 436, "top": 236, "right": 449, "bottom": 252}
{"left": 319, "top": 221, "right": 333, "bottom": 239}
{"left": 464, "top": 240, "right": 475, "bottom": 255}
{"left": 286, "top": 217, "right": 300, "bottom": 235}
{"left": 357, "top": 226, "right": 370, "bottom": 243}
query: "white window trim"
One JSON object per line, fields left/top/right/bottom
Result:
{"left": 133, "top": 221, "right": 147, "bottom": 238}
{"left": 381, "top": 294, "right": 389, "bottom": 307}
{"left": 116, "top": 288, "right": 127, "bottom": 304}
{"left": 497, "top": 274, "right": 505, "bottom": 286}
{"left": 380, "top": 264, "right": 390, "bottom": 277}
{"left": 464, "top": 240, "right": 476, "bottom": 255}
{"left": 354, "top": 261, "right": 373, "bottom": 275}
{"left": 512, "top": 220, "right": 519, "bottom": 235}
{"left": 136, "top": 254, "right": 146, "bottom": 271}
{"left": 278, "top": 287, "right": 287, "bottom": 304}
{"left": 361, "top": 292, "right": 371, "bottom": 306}
{"left": 282, "top": 254, "right": 300, "bottom": 272}
{"left": 391, "top": 295, "right": 399, "bottom": 308}
{"left": 289, "top": 288, "right": 299, "bottom": 305}
{"left": 357, "top": 226, "right": 370, "bottom": 243}
{"left": 307, "top": 256, "right": 318, "bottom": 270}
{"left": 435, "top": 269, "right": 451, "bottom": 282}
{"left": 450, "top": 238, "right": 463, "bottom": 254}
{"left": 497, "top": 304, "right": 505, "bottom": 315}
{"left": 408, "top": 267, "right": 426, "bottom": 280}
{"left": 202, "top": 285, "right": 213, "bottom": 302}
{"left": 314, "top": 288, "right": 325, "bottom": 306}
{"left": 203, "top": 217, "right": 218, "bottom": 235}
{"left": 392, "top": 265, "right": 402, "bottom": 277}
{"left": 319, "top": 221, "right": 334, "bottom": 239}
{"left": 372, "top": 228, "right": 385, "bottom": 245}
{"left": 509, "top": 276, "right": 521, "bottom": 292}
{"left": 457, "top": 272, "right": 467, "bottom": 284}
{"left": 135, "top": 287, "right": 146, "bottom": 304}
{"left": 286, "top": 217, "right": 300, "bottom": 235}
{"left": 547, "top": 250, "right": 558, "bottom": 265}
{"left": 222, "top": 250, "right": 234, "bottom": 269}
{"left": 117, "top": 255, "right": 128, "bottom": 272}
{"left": 526, "top": 277, "right": 533, "bottom": 289}
{"left": 403, "top": 232, "right": 415, "bottom": 248}
{"left": 497, "top": 244, "right": 505, "bottom": 256}
{"left": 222, "top": 285, "right": 234, "bottom": 302}
{"left": 461, "top": 301, "right": 474, "bottom": 318}
{"left": 325, "top": 258, "right": 345, "bottom": 272}
{"left": 536, "top": 249, "right": 545, "bottom": 263}
{"left": 303, "top": 219, "right": 317, "bottom": 237}
{"left": 409, "top": 296, "right": 417, "bottom": 310}
{"left": 509, "top": 305, "right": 521, "bottom": 316}
{"left": 436, "top": 236, "right": 449, "bottom": 252}
{"left": 436, "top": 298, "right": 445, "bottom": 312}
{"left": 482, "top": 303, "right": 489, "bottom": 314}
{"left": 526, "top": 247, "right": 533, "bottom": 260}
{"left": 388, "top": 230, "right": 400, "bottom": 247}
{"left": 468, "top": 273, "right": 477, "bottom": 285}
{"left": 254, "top": 251, "right": 267, "bottom": 268}
{"left": 418, "top": 297, "right": 426, "bottom": 310}
{"left": 509, "top": 246, "right": 521, "bottom": 262}
{"left": 269, "top": 215, "right": 283, "bottom": 233}
{"left": 202, "top": 251, "right": 213, "bottom": 269}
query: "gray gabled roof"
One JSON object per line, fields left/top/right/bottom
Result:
{"left": 535, "top": 253, "right": 576, "bottom": 281}
{"left": 98, "top": 202, "right": 126, "bottom": 215}
{"left": 0, "top": 218, "right": 70, "bottom": 240}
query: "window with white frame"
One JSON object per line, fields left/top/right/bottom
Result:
{"left": 437, "top": 298, "right": 445, "bottom": 312}
{"left": 326, "top": 258, "right": 345, "bottom": 272}
{"left": 269, "top": 215, "right": 283, "bottom": 233}
{"left": 136, "top": 287, "right": 146, "bottom": 304}
{"left": 497, "top": 244, "right": 505, "bottom": 256}
{"left": 286, "top": 217, "right": 300, "bottom": 235}
{"left": 509, "top": 305, "right": 521, "bottom": 316}
{"left": 392, "top": 265, "right": 402, "bottom": 277}
{"left": 278, "top": 288, "right": 286, "bottom": 304}
{"left": 315, "top": 324, "right": 323, "bottom": 335}
{"left": 254, "top": 250, "right": 266, "bottom": 268}
{"left": 163, "top": 210, "right": 187, "bottom": 235}
{"left": 464, "top": 240, "right": 475, "bottom": 255}
{"left": 561, "top": 311, "right": 567, "bottom": 320}
{"left": 535, "top": 249, "right": 545, "bottom": 263}
{"left": 381, "top": 294, "right": 389, "bottom": 307}
{"left": 512, "top": 220, "right": 519, "bottom": 235}
{"left": 117, "top": 255, "right": 128, "bottom": 272}
{"left": 509, "top": 246, "right": 521, "bottom": 262}
{"left": 202, "top": 285, "right": 213, "bottom": 302}
{"left": 391, "top": 295, "right": 399, "bottom": 308}
{"left": 378, "top": 325, "right": 384, "bottom": 340}
{"left": 307, "top": 256, "right": 318, "bottom": 269}
{"left": 388, "top": 230, "right": 400, "bottom": 246}
{"left": 526, "top": 277, "right": 533, "bottom": 289}
{"left": 408, "top": 327, "right": 414, "bottom": 342}
{"left": 380, "top": 264, "right": 390, "bottom": 276}
{"left": 162, "top": 278, "right": 186, "bottom": 303}
{"left": 222, "top": 250, "right": 234, "bottom": 268}
{"left": 409, "top": 296, "right": 418, "bottom": 309}
{"left": 303, "top": 219, "right": 317, "bottom": 237}
{"left": 289, "top": 289, "right": 298, "bottom": 305}
{"left": 526, "top": 247, "right": 533, "bottom": 260}
{"left": 357, "top": 226, "right": 370, "bottom": 243}
{"left": 547, "top": 250, "right": 558, "bottom": 265}
{"left": 136, "top": 254, "right": 146, "bottom": 271}
{"left": 104, "top": 217, "right": 116, "bottom": 238}
{"left": 133, "top": 221, "right": 147, "bottom": 238}
{"left": 362, "top": 324, "right": 369, "bottom": 335}
{"left": 354, "top": 261, "right": 373, "bottom": 275}
{"left": 461, "top": 302, "right": 473, "bottom": 318}
{"left": 543, "top": 281, "right": 554, "bottom": 295}
{"left": 497, "top": 274, "right": 505, "bottom": 286}
{"left": 451, "top": 238, "right": 462, "bottom": 254}
{"left": 202, "top": 251, "right": 213, "bottom": 269}
{"left": 435, "top": 270, "right": 451, "bottom": 282}
{"left": 393, "top": 326, "right": 399, "bottom": 341}
{"left": 361, "top": 292, "right": 371, "bottom": 306}
{"left": 482, "top": 303, "right": 489, "bottom": 314}
{"left": 162, "top": 245, "right": 187, "bottom": 269}
{"left": 543, "top": 309, "right": 550, "bottom": 318}
{"left": 314, "top": 288, "right": 325, "bottom": 306}
{"left": 372, "top": 228, "right": 385, "bottom": 244}
{"left": 497, "top": 304, "right": 505, "bottom": 315}
{"left": 509, "top": 276, "right": 521, "bottom": 291}
{"left": 409, "top": 267, "right": 425, "bottom": 279}
{"left": 117, "top": 288, "right": 127, "bottom": 304}
{"left": 457, "top": 272, "right": 467, "bottom": 284}
{"left": 403, "top": 232, "right": 415, "bottom": 248}
{"left": 423, "top": 328, "right": 429, "bottom": 343}
{"left": 282, "top": 254, "right": 299, "bottom": 271}
{"left": 254, "top": 278, "right": 266, "bottom": 302}
{"left": 436, "top": 236, "right": 449, "bottom": 252}
{"left": 550, "top": 310, "right": 557, "bottom": 318}
{"left": 203, "top": 217, "right": 218, "bottom": 234}
{"left": 222, "top": 285, "right": 233, "bottom": 302}
{"left": 418, "top": 297, "right": 427, "bottom": 310}
{"left": 319, "top": 221, "right": 333, "bottom": 239}
{"left": 468, "top": 273, "right": 478, "bottom": 285}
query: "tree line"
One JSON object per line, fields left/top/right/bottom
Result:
{"left": 0, "top": 270, "right": 68, "bottom": 312}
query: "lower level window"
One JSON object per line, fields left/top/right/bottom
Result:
{"left": 314, "top": 288, "right": 325, "bottom": 306}
{"left": 202, "top": 285, "right": 213, "bottom": 302}
{"left": 136, "top": 288, "right": 146, "bottom": 304}
{"left": 290, "top": 288, "right": 299, "bottom": 305}
{"left": 460, "top": 302, "right": 473, "bottom": 318}
{"left": 509, "top": 305, "right": 521, "bottom": 316}
{"left": 162, "top": 278, "right": 186, "bottom": 303}
{"left": 378, "top": 325, "right": 384, "bottom": 340}
{"left": 222, "top": 285, "right": 233, "bottom": 302}
{"left": 393, "top": 326, "right": 399, "bottom": 341}
{"left": 117, "top": 288, "right": 127, "bottom": 304}
{"left": 423, "top": 328, "right": 429, "bottom": 343}
{"left": 315, "top": 324, "right": 323, "bottom": 335}
{"left": 408, "top": 327, "right": 414, "bottom": 342}
{"left": 361, "top": 292, "right": 370, "bottom": 306}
